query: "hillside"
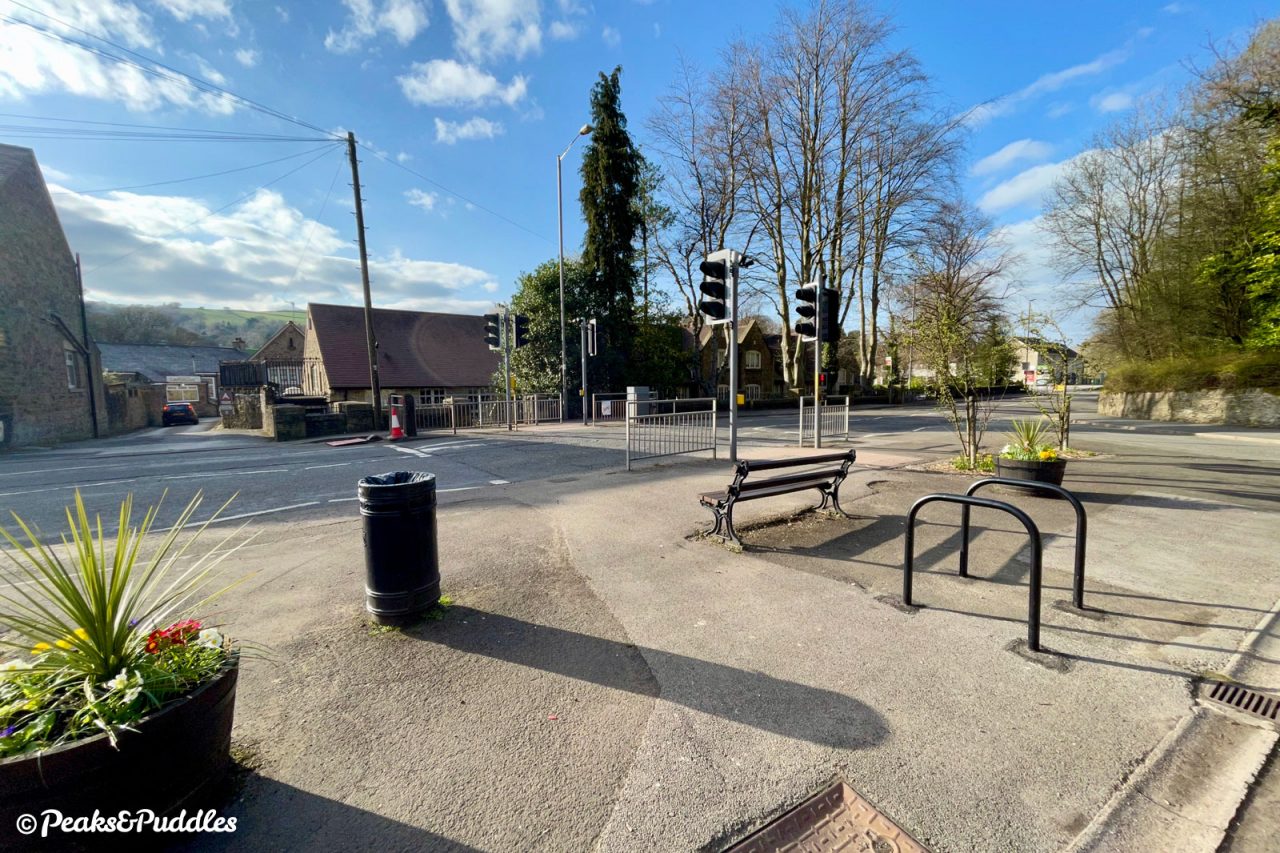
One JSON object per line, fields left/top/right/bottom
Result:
{"left": 86, "top": 302, "right": 306, "bottom": 350}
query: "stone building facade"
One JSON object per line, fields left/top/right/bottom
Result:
{"left": 690, "top": 319, "right": 783, "bottom": 400}
{"left": 0, "top": 144, "right": 106, "bottom": 448}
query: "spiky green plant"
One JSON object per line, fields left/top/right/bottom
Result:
{"left": 1002, "top": 418, "right": 1049, "bottom": 459}
{"left": 0, "top": 490, "right": 251, "bottom": 683}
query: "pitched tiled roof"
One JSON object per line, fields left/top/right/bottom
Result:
{"left": 696, "top": 318, "right": 759, "bottom": 348}
{"left": 97, "top": 343, "right": 244, "bottom": 382}
{"left": 308, "top": 303, "right": 500, "bottom": 389}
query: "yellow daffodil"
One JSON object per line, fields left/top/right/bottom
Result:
{"left": 1039, "top": 449, "right": 1057, "bottom": 461}
{"left": 54, "top": 639, "right": 72, "bottom": 650}
{"left": 30, "top": 642, "right": 51, "bottom": 655}
{"left": 74, "top": 628, "right": 89, "bottom": 642}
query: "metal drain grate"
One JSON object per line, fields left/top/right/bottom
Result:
{"left": 1207, "top": 682, "right": 1279, "bottom": 722}
{"left": 726, "top": 780, "right": 929, "bottom": 853}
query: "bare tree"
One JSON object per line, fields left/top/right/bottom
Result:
{"left": 1041, "top": 106, "right": 1182, "bottom": 358}
{"left": 908, "top": 202, "right": 1012, "bottom": 466}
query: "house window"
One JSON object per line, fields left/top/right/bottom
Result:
{"left": 745, "top": 384, "right": 761, "bottom": 400}
{"left": 745, "top": 350, "right": 761, "bottom": 370}
{"left": 419, "top": 389, "right": 445, "bottom": 405}
{"left": 167, "top": 384, "right": 200, "bottom": 403}
{"left": 64, "top": 350, "right": 81, "bottom": 389}
{"left": 717, "top": 384, "right": 729, "bottom": 401}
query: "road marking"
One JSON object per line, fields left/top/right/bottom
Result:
{"left": 0, "top": 479, "right": 137, "bottom": 498}
{"left": 442, "top": 486, "right": 482, "bottom": 493}
{"left": 913, "top": 426, "right": 929, "bottom": 432}
{"left": 161, "top": 469, "right": 282, "bottom": 481}
{"left": 328, "top": 497, "right": 358, "bottom": 502}
{"left": 393, "top": 446, "right": 430, "bottom": 458}
{"left": 305, "top": 462, "right": 353, "bottom": 470}
{"left": 489, "top": 479, "right": 510, "bottom": 485}
{"left": 198, "top": 502, "right": 321, "bottom": 524}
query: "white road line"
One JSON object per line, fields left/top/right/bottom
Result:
{"left": 197, "top": 502, "right": 321, "bottom": 524}
{"left": 161, "top": 469, "right": 282, "bottom": 481}
{"left": 489, "top": 479, "right": 510, "bottom": 485}
{"left": 913, "top": 426, "right": 929, "bottom": 432}
{"left": 441, "top": 486, "right": 482, "bottom": 493}
{"left": 328, "top": 497, "right": 358, "bottom": 502}
{"left": 0, "top": 479, "right": 137, "bottom": 498}
{"left": 392, "top": 446, "right": 430, "bottom": 458}
{"left": 305, "top": 462, "right": 353, "bottom": 470}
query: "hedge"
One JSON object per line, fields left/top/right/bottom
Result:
{"left": 1103, "top": 349, "right": 1280, "bottom": 393}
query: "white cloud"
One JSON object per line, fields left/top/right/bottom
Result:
{"left": 962, "top": 35, "right": 1140, "bottom": 127}
{"left": 40, "top": 163, "right": 71, "bottom": 183}
{"left": 971, "top": 139, "right": 1053, "bottom": 177}
{"left": 978, "top": 159, "right": 1074, "bottom": 213}
{"left": 234, "top": 48, "right": 259, "bottom": 67}
{"left": 54, "top": 182, "right": 496, "bottom": 312}
{"left": 602, "top": 25, "right": 620, "bottom": 47}
{"left": 325, "top": 0, "right": 429, "bottom": 54}
{"left": 434, "top": 116, "right": 504, "bottom": 144}
{"left": 548, "top": 20, "right": 578, "bottom": 40}
{"left": 152, "top": 0, "right": 232, "bottom": 21}
{"left": 444, "top": 0, "right": 541, "bottom": 62}
{"left": 1095, "top": 91, "right": 1134, "bottom": 113}
{"left": 1162, "top": 2, "right": 1190, "bottom": 13}
{"left": 653, "top": 22, "right": 661, "bottom": 38}
{"left": 397, "top": 59, "right": 527, "bottom": 108}
{"left": 0, "top": 3, "right": 238, "bottom": 114}
{"left": 1047, "top": 102, "right": 1074, "bottom": 119}
{"left": 275, "top": 5, "right": 290, "bottom": 22}
{"left": 396, "top": 151, "right": 412, "bottom": 163}
{"left": 483, "top": 282, "right": 499, "bottom": 292}
{"left": 404, "top": 188, "right": 438, "bottom": 211}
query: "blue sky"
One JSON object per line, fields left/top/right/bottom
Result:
{"left": 2, "top": 0, "right": 1276, "bottom": 342}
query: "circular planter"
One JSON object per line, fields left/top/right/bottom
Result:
{"left": 0, "top": 655, "right": 239, "bottom": 838}
{"left": 996, "top": 456, "right": 1067, "bottom": 486}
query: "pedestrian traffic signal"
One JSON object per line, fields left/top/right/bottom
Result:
{"left": 698, "top": 258, "right": 729, "bottom": 321}
{"left": 794, "top": 284, "right": 818, "bottom": 339}
{"left": 483, "top": 313, "right": 501, "bottom": 350}
{"left": 513, "top": 314, "right": 530, "bottom": 348}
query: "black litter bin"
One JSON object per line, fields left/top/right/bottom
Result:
{"left": 358, "top": 471, "right": 440, "bottom": 623}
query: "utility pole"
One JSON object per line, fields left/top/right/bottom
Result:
{"left": 347, "top": 131, "right": 381, "bottom": 430}
{"left": 74, "top": 254, "right": 99, "bottom": 439}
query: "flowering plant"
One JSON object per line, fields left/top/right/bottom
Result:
{"left": 0, "top": 491, "right": 249, "bottom": 758}
{"left": 999, "top": 418, "right": 1060, "bottom": 462}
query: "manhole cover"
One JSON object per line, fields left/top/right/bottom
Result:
{"left": 726, "top": 780, "right": 929, "bottom": 853}
{"left": 1207, "top": 681, "right": 1279, "bottom": 723}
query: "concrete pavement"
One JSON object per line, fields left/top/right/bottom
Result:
{"left": 169, "top": 428, "right": 1280, "bottom": 851}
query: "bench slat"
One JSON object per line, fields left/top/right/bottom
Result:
{"left": 735, "top": 480, "right": 834, "bottom": 502}
{"left": 741, "top": 451, "right": 853, "bottom": 473}
{"left": 735, "top": 467, "right": 844, "bottom": 494}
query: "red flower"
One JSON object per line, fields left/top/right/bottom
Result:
{"left": 145, "top": 630, "right": 165, "bottom": 654}
{"left": 144, "top": 620, "right": 203, "bottom": 654}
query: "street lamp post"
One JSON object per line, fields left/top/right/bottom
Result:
{"left": 557, "top": 123, "right": 592, "bottom": 420}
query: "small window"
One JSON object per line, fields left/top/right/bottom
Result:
{"left": 167, "top": 384, "right": 200, "bottom": 403}
{"left": 745, "top": 384, "right": 761, "bottom": 400}
{"left": 745, "top": 350, "right": 761, "bottom": 370}
{"left": 65, "top": 350, "right": 81, "bottom": 389}
{"left": 287, "top": 337, "right": 296, "bottom": 350}
{"left": 717, "top": 384, "right": 729, "bottom": 401}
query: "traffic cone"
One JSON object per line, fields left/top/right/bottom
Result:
{"left": 389, "top": 408, "right": 406, "bottom": 442}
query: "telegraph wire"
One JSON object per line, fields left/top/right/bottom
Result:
{"left": 85, "top": 144, "right": 343, "bottom": 275}
{"left": 4, "top": 3, "right": 550, "bottom": 243}
{"left": 3, "top": 4, "right": 340, "bottom": 139}
{"left": 285, "top": 153, "right": 347, "bottom": 288}
{"left": 54, "top": 143, "right": 343, "bottom": 195}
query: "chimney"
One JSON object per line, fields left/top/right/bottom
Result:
{"left": 232, "top": 337, "right": 246, "bottom": 351}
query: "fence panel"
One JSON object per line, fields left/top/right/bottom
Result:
{"left": 798, "top": 396, "right": 850, "bottom": 445}
{"left": 519, "top": 395, "right": 562, "bottom": 425}
{"left": 625, "top": 397, "right": 717, "bottom": 471}
{"left": 592, "top": 393, "right": 631, "bottom": 424}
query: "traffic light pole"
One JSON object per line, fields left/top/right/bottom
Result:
{"left": 729, "top": 256, "right": 740, "bottom": 463}
{"left": 814, "top": 270, "right": 824, "bottom": 450}
{"left": 504, "top": 308, "right": 513, "bottom": 432}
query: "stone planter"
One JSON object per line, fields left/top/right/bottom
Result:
{"left": 0, "top": 656, "right": 239, "bottom": 843}
{"left": 996, "top": 456, "right": 1067, "bottom": 486}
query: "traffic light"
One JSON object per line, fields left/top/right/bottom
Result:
{"left": 794, "top": 284, "right": 818, "bottom": 339}
{"left": 821, "top": 287, "right": 840, "bottom": 342}
{"left": 513, "top": 314, "right": 530, "bottom": 348}
{"left": 483, "top": 313, "right": 502, "bottom": 350}
{"left": 698, "top": 258, "right": 729, "bottom": 321}
{"left": 587, "top": 318, "right": 598, "bottom": 356}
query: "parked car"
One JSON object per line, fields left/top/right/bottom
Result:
{"left": 162, "top": 402, "right": 199, "bottom": 426}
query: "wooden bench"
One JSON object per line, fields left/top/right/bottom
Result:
{"left": 699, "top": 450, "right": 857, "bottom": 547}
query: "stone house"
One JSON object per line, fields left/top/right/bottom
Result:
{"left": 97, "top": 342, "right": 243, "bottom": 417}
{"left": 302, "top": 303, "right": 500, "bottom": 406}
{"left": 689, "top": 319, "right": 783, "bottom": 400}
{"left": 252, "top": 320, "right": 306, "bottom": 362}
{"left": 0, "top": 144, "right": 107, "bottom": 447}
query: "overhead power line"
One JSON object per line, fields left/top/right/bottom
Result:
{"left": 53, "top": 143, "right": 342, "bottom": 194}
{"left": 85, "top": 144, "right": 342, "bottom": 275}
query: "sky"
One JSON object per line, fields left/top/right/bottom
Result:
{"left": 2, "top": 0, "right": 1278, "bottom": 344}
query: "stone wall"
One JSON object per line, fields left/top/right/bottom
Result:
{"left": 219, "top": 389, "right": 264, "bottom": 430}
{"left": 1098, "top": 389, "right": 1280, "bottom": 427}
{"left": 103, "top": 381, "right": 162, "bottom": 434}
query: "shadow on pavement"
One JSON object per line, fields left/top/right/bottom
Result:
{"left": 403, "top": 607, "right": 890, "bottom": 751}
{"left": 187, "top": 777, "right": 480, "bottom": 852}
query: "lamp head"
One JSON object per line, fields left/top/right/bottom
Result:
{"left": 579, "top": 124, "right": 593, "bottom": 136}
